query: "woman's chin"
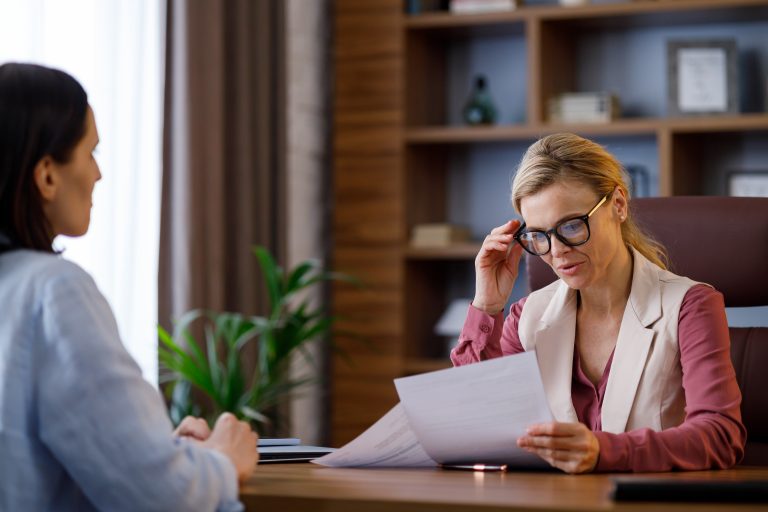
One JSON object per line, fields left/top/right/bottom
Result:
{"left": 557, "top": 273, "right": 591, "bottom": 290}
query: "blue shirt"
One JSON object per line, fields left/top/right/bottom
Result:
{"left": 0, "top": 248, "right": 243, "bottom": 511}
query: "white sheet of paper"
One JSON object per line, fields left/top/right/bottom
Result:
{"left": 394, "top": 351, "right": 553, "bottom": 466}
{"left": 313, "top": 403, "right": 437, "bottom": 468}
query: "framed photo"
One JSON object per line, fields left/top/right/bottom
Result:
{"left": 667, "top": 39, "right": 738, "bottom": 116}
{"left": 728, "top": 172, "right": 768, "bottom": 198}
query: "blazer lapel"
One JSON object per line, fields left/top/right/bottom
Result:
{"left": 601, "top": 249, "right": 662, "bottom": 433}
{"left": 534, "top": 283, "right": 579, "bottom": 423}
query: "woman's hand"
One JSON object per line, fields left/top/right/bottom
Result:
{"left": 203, "top": 412, "right": 260, "bottom": 482}
{"left": 473, "top": 220, "right": 525, "bottom": 314}
{"left": 173, "top": 415, "right": 212, "bottom": 442}
{"left": 517, "top": 422, "right": 600, "bottom": 474}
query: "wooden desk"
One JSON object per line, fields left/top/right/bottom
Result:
{"left": 240, "top": 464, "right": 768, "bottom": 511}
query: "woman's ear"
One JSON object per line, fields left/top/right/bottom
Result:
{"left": 613, "top": 186, "right": 628, "bottom": 222}
{"left": 33, "top": 156, "right": 58, "bottom": 202}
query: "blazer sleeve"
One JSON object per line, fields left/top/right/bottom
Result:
{"left": 593, "top": 285, "right": 746, "bottom": 472}
{"left": 451, "top": 298, "right": 528, "bottom": 366}
{"left": 35, "top": 265, "right": 243, "bottom": 512}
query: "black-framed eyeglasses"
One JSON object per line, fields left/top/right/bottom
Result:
{"left": 513, "top": 193, "right": 610, "bottom": 256}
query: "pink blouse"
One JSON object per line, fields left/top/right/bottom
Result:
{"left": 451, "top": 284, "right": 746, "bottom": 472}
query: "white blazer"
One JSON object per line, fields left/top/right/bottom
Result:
{"left": 518, "top": 247, "right": 701, "bottom": 434}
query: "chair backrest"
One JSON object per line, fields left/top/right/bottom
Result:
{"left": 526, "top": 196, "right": 768, "bottom": 465}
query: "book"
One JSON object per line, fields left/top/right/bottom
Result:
{"left": 548, "top": 92, "right": 620, "bottom": 123}
{"left": 259, "top": 445, "right": 336, "bottom": 464}
{"left": 411, "top": 223, "right": 470, "bottom": 247}
{"left": 258, "top": 437, "right": 301, "bottom": 447}
{"left": 314, "top": 352, "right": 554, "bottom": 468}
{"left": 450, "top": 0, "right": 517, "bottom": 14}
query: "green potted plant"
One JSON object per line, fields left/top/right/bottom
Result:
{"left": 158, "top": 246, "right": 351, "bottom": 434}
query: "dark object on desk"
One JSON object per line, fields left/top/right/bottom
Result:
{"left": 612, "top": 478, "right": 768, "bottom": 503}
{"left": 258, "top": 445, "right": 336, "bottom": 464}
{"left": 527, "top": 196, "right": 768, "bottom": 466}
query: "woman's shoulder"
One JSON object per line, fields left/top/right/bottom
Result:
{"left": 1, "top": 250, "right": 91, "bottom": 290}
{"left": 681, "top": 283, "right": 724, "bottom": 312}
{"left": 654, "top": 264, "right": 721, "bottom": 305}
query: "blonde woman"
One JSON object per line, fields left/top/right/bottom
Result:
{"left": 452, "top": 133, "right": 745, "bottom": 473}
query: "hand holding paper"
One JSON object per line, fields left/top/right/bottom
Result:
{"left": 315, "top": 351, "right": 553, "bottom": 468}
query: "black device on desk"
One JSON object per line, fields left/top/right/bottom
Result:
{"left": 257, "top": 438, "right": 335, "bottom": 464}
{"left": 612, "top": 477, "right": 768, "bottom": 503}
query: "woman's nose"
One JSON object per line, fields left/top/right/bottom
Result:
{"left": 549, "top": 236, "right": 571, "bottom": 257}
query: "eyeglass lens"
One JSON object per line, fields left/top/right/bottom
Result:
{"left": 518, "top": 218, "right": 590, "bottom": 255}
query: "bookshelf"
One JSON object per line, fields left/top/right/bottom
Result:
{"left": 331, "top": 0, "right": 768, "bottom": 445}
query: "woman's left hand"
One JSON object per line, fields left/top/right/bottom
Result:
{"left": 517, "top": 422, "right": 599, "bottom": 474}
{"left": 173, "top": 415, "right": 212, "bottom": 442}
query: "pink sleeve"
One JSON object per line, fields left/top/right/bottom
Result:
{"left": 594, "top": 284, "right": 746, "bottom": 472}
{"left": 450, "top": 298, "right": 527, "bottom": 366}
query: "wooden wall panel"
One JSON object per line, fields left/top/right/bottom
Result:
{"left": 331, "top": 0, "right": 404, "bottom": 446}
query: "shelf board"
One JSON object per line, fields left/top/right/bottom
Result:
{"left": 405, "top": 124, "right": 538, "bottom": 143}
{"left": 666, "top": 113, "right": 768, "bottom": 134}
{"left": 403, "top": 358, "right": 451, "bottom": 375}
{"left": 405, "top": 12, "right": 525, "bottom": 38}
{"left": 405, "top": 0, "right": 768, "bottom": 32}
{"left": 404, "top": 243, "right": 481, "bottom": 260}
{"left": 405, "top": 114, "right": 768, "bottom": 144}
{"left": 533, "top": 0, "right": 768, "bottom": 28}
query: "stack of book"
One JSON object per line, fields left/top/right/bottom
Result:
{"left": 548, "top": 92, "right": 620, "bottom": 124}
{"left": 450, "top": 0, "right": 518, "bottom": 14}
{"left": 411, "top": 223, "right": 470, "bottom": 247}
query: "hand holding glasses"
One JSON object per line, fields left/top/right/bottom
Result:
{"left": 472, "top": 193, "right": 610, "bottom": 314}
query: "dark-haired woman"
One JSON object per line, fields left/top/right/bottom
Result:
{"left": 0, "top": 62, "right": 257, "bottom": 511}
{"left": 452, "top": 133, "right": 745, "bottom": 474}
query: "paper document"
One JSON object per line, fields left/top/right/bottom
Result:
{"left": 313, "top": 403, "right": 436, "bottom": 467}
{"left": 315, "top": 351, "right": 553, "bottom": 468}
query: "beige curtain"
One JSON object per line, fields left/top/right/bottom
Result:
{"left": 160, "top": 0, "right": 286, "bottom": 322}
{"left": 160, "top": 0, "right": 331, "bottom": 443}
{"left": 285, "top": 0, "right": 332, "bottom": 445}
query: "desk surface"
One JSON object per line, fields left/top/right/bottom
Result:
{"left": 240, "top": 464, "right": 768, "bottom": 512}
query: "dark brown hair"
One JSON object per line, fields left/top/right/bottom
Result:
{"left": 0, "top": 62, "right": 88, "bottom": 253}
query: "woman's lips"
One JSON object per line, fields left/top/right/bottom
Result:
{"left": 557, "top": 261, "right": 583, "bottom": 276}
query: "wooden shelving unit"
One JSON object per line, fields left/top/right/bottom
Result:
{"left": 331, "top": 0, "right": 768, "bottom": 445}
{"left": 406, "top": 114, "right": 768, "bottom": 144}
{"left": 404, "top": 243, "right": 480, "bottom": 259}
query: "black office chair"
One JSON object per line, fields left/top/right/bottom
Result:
{"left": 527, "top": 196, "right": 768, "bottom": 466}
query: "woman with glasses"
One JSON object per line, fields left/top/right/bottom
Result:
{"left": 452, "top": 133, "right": 745, "bottom": 474}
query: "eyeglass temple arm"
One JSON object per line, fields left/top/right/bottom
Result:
{"left": 587, "top": 194, "right": 609, "bottom": 217}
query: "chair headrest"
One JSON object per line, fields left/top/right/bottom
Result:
{"left": 527, "top": 196, "right": 768, "bottom": 307}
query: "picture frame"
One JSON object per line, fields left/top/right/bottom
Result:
{"left": 728, "top": 172, "right": 768, "bottom": 198}
{"left": 667, "top": 39, "right": 738, "bottom": 116}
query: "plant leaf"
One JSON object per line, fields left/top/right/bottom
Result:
{"left": 253, "top": 245, "right": 283, "bottom": 310}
